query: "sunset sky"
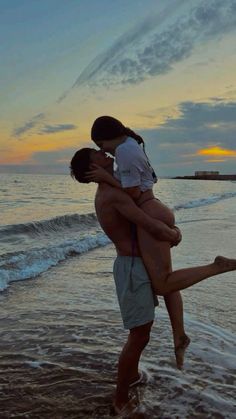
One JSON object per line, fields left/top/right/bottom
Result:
{"left": 1, "top": 0, "right": 236, "bottom": 176}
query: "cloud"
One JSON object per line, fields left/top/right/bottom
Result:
{"left": 0, "top": 164, "right": 68, "bottom": 175}
{"left": 67, "top": 0, "right": 236, "bottom": 92}
{"left": 31, "top": 148, "right": 77, "bottom": 165}
{"left": 12, "top": 116, "right": 77, "bottom": 138}
{"left": 147, "top": 100, "right": 236, "bottom": 149}
{"left": 12, "top": 113, "right": 45, "bottom": 138}
{"left": 39, "top": 124, "right": 77, "bottom": 134}
{"left": 163, "top": 101, "right": 236, "bottom": 133}
{"left": 138, "top": 99, "right": 236, "bottom": 174}
{"left": 29, "top": 142, "right": 92, "bottom": 166}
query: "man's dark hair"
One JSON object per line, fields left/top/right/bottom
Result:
{"left": 70, "top": 148, "right": 93, "bottom": 183}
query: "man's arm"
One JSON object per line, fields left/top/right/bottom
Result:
{"left": 109, "top": 187, "right": 178, "bottom": 242}
{"left": 85, "top": 164, "right": 142, "bottom": 200}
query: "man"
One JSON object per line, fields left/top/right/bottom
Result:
{"left": 70, "top": 148, "right": 180, "bottom": 415}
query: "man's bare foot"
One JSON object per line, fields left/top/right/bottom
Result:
{"left": 129, "top": 370, "right": 150, "bottom": 388}
{"left": 175, "top": 334, "right": 190, "bottom": 370}
{"left": 214, "top": 256, "right": 236, "bottom": 272}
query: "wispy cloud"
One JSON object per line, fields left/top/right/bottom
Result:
{"left": 39, "top": 124, "right": 77, "bottom": 134}
{"left": 12, "top": 116, "right": 77, "bottom": 138}
{"left": 12, "top": 113, "right": 45, "bottom": 138}
{"left": 68, "top": 0, "right": 236, "bottom": 92}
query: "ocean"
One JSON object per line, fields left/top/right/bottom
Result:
{"left": 0, "top": 173, "right": 236, "bottom": 418}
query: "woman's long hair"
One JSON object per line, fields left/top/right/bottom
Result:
{"left": 123, "top": 127, "right": 144, "bottom": 145}
{"left": 91, "top": 116, "right": 157, "bottom": 181}
{"left": 91, "top": 115, "right": 144, "bottom": 145}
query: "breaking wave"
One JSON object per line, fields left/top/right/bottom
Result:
{"left": 1, "top": 189, "right": 236, "bottom": 292}
{"left": 0, "top": 213, "right": 111, "bottom": 292}
{"left": 174, "top": 191, "right": 236, "bottom": 211}
{"left": 0, "top": 213, "right": 97, "bottom": 239}
{"left": 0, "top": 233, "right": 110, "bottom": 292}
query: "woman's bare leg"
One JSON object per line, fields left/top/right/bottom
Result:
{"left": 164, "top": 291, "right": 190, "bottom": 369}
{"left": 138, "top": 227, "right": 190, "bottom": 367}
{"left": 157, "top": 255, "right": 236, "bottom": 295}
{"left": 138, "top": 226, "right": 236, "bottom": 296}
{"left": 161, "top": 248, "right": 190, "bottom": 368}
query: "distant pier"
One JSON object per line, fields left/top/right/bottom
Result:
{"left": 173, "top": 171, "right": 236, "bottom": 181}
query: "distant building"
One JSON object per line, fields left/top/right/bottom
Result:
{"left": 195, "top": 171, "right": 219, "bottom": 176}
{"left": 174, "top": 170, "right": 236, "bottom": 180}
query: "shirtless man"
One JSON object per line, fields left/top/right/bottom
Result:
{"left": 70, "top": 148, "right": 181, "bottom": 415}
{"left": 71, "top": 147, "right": 236, "bottom": 415}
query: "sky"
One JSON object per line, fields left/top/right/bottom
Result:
{"left": 1, "top": 0, "right": 236, "bottom": 176}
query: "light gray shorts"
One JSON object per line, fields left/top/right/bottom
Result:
{"left": 113, "top": 256, "right": 158, "bottom": 330}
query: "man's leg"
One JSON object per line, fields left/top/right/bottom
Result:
{"left": 114, "top": 321, "right": 153, "bottom": 410}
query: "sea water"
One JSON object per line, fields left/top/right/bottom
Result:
{"left": 0, "top": 174, "right": 235, "bottom": 418}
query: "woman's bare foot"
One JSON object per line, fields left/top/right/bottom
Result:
{"left": 111, "top": 395, "right": 138, "bottom": 417}
{"left": 175, "top": 334, "right": 191, "bottom": 370}
{"left": 214, "top": 256, "right": 236, "bottom": 273}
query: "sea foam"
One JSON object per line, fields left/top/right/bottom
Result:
{"left": 0, "top": 232, "right": 110, "bottom": 291}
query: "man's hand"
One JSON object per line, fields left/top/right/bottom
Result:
{"left": 171, "top": 226, "right": 182, "bottom": 247}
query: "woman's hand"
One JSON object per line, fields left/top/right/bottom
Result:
{"left": 85, "top": 164, "right": 111, "bottom": 183}
{"left": 171, "top": 226, "right": 182, "bottom": 247}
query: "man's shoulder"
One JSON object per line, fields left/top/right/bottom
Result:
{"left": 96, "top": 183, "right": 118, "bottom": 203}
{"left": 96, "top": 183, "right": 128, "bottom": 205}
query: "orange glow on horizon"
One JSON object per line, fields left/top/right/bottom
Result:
{"left": 0, "top": 131, "right": 88, "bottom": 165}
{"left": 196, "top": 146, "right": 236, "bottom": 157}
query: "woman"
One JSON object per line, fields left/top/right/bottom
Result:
{"left": 86, "top": 115, "right": 236, "bottom": 368}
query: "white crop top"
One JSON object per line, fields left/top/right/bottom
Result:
{"left": 114, "top": 137, "right": 157, "bottom": 192}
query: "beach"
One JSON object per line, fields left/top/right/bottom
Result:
{"left": 0, "top": 174, "right": 236, "bottom": 418}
